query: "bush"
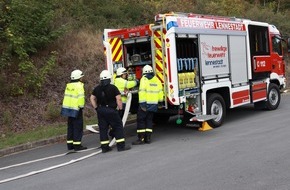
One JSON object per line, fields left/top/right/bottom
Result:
{"left": 44, "top": 101, "right": 62, "bottom": 122}
{"left": 1, "top": 110, "right": 13, "bottom": 127}
{"left": 0, "top": 0, "right": 65, "bottom": 97}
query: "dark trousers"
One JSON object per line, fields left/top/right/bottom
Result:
{"left": 67, "top": 109, "right": 83, "bottom": 148}
{"left": 137, "top": 107, "right": 154, "bottom": 135}
{"left": 97, "top": 107, "right": 125, "bottom": 149}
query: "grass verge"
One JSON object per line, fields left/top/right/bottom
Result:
{"left": 0, "top": 117, "right": 99, "bottom": 150}
{"left": 0, "top": 123, "right": 67, "bottom": 150}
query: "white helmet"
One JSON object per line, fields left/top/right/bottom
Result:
{"left": 116, "top": 67, "right": 127, "bottom": 76}
{"left": 100, "top": 70, "right": 112, "bottom": 80}
{"left": 142, "top": 65, "right": 153, "bottom": 74}
{"left": 70, "top": 69, "right": 84, "bottom": 80}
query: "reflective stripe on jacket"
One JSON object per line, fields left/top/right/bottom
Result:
{"left": 139, "top": 75, "right": 163, "bottom": 112}
{"left": 61, "top": 82, "right": 85, "bottom": 117}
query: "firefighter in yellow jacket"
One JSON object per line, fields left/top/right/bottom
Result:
{"left": 132, "top": 65, "right": 163, "bottom": 145}
{"left": 61, "top": 69, "right": 87, "bottom": 151}
{"left": 114, "top": 67, "right": 139, "bottom": 118}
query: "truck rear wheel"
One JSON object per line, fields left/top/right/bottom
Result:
{"left": 207, "top": 93, "right": 226, "bottom": 128}
{"left": 265, "top": 83, "right": 280, "bottom": 110}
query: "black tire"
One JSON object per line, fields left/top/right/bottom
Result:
{"left": 265, "top": 83, "right": 280, "bottom": 110}
{"left": 207, "top": 93, "right": 226, "bottom": 128}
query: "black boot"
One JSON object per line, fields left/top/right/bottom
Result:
{"left": 117, "top": 142, "right": 131, "bottom": 152}
{"left": 74, "top": 145, "right": 87, "bottom": 151}
{"left": 132, "top": 134, "right": 145, "bottom": 145}
{"left": 67, "top": 143, "right": 74, "bottom": 150}
{"left": 118, "top": 144, "right": 131, "bottom": 152}
{"left": 144, "top": 133, "right": 151, "bottom": 144}
{"left": 101, "top": 145, "right": 112, "bottom": 153}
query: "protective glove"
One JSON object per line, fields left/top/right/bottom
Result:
{"left": 158, "top": 102, "right": 163, "bottom": 109}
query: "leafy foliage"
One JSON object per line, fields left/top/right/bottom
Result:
{"left": 0, "top": 0, "right": 64, "bottom": 97}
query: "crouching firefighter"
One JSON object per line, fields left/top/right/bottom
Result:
{"left": 61, "top": 69, "right": 87, "bottom": 151}
{"left": 132, "top": 65, "right": 164, "bottom": 145}
{"left": 90, "top": 70, "right": 131, "bottom": 153}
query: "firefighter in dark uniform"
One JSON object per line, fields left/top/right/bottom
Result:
{"left": 90, "top": 70, "right": 131, "bottom": 153}
{"left": 61, "top": 69, "right": 87, "bottom": 151}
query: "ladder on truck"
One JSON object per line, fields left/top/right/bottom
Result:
{"left": 151, "top": 24, "right": 168, "bottom": 109}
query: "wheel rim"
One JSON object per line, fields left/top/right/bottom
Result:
{"left": 211, "top": 100, "right": 223, "bottom": 122}
{"left": 269, "top": 88, "right": 279, "bottom": 106}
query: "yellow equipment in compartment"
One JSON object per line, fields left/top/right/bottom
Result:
{"left": 178, "top": 73, "right": 186, "bottom": 89}
{"left": 179, "top": 72, "right": 195, "bottom": 89}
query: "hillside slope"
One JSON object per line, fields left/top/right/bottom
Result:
{"left": 0, "top": 30, "right": 105, "bottom": 134}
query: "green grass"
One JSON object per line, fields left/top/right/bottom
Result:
{"left": 0, "top": 115, "right": 136, "bottom": 150}
{"left": 0, "top": 123, "right": 67, "bottom": 150}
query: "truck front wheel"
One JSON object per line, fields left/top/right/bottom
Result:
{"left": 265, "top": 83, "right": 280, "bottom": 110}
{"left": 207, "top": 93, "right": 226, "bottom": 128}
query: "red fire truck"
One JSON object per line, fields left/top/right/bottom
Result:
{"left": 103, "top": 12, "right": 287, "bottom": 129}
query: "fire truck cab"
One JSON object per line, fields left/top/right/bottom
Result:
{"left": 103, "top": 12, "right": 287, "bottom": 128}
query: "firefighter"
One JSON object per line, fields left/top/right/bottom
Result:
{"left": 61, "top": 69, "right": 87, "bottom": 151}
{"left": 132, "top": 65, "right": 164, "bottom": 145}
{"left": 114, "top": 67, "right": 139, "bottom": 118}
{"left": 90, "top": 70, "right": 131, "bottom": 153}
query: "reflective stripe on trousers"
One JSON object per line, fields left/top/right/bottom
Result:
{"left": 97, "top": 107, "right": 125, "bottom": 148}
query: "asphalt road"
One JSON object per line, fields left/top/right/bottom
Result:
{"left": 0, "top": 93, "right": 290, "bottom": 190}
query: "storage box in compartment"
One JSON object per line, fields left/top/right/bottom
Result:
{"left": 185, "top": 94, "right": 201, "bottom": 113}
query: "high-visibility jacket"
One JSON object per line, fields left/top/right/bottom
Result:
{"left": 112, "top": 73, "right": 117, "bottom": 84}
{"left": 114, "top": 77, "right": 137, "bottom": 103}
{"left": 139, "top": 75, "right": 163, "bottom": 112}
{"left": 61, "top": 81, "right": 85, "bottom": 118}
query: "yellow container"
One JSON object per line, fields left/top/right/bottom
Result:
{"left": 187, "top": 72, "right": 196, "bottom": 88}
{"left": 178, "top": 73, "right": 186, "bottom": 89}
{"left": 184, "top": 73, "right": 191, "bottom": 88}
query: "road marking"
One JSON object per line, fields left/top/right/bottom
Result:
{"left": 0, "top": 147, "right": 99, "bottom": 171}
{"left": 0, "top": 149, "right": 102, "bottom": 184}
